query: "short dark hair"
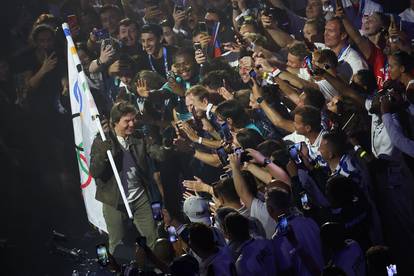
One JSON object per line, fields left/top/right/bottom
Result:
{"left": 187, "top": 85, "right": 210, "bottom": 101}
{"left": 223, "top": 212, "right": 250, "bottom": 241}
{"left": 302, "top": 87, "right": 326, "bottom": 109}
{"left": 201, "top": 70, "right": 230, "bottom": 90}
{"left": 188, "top": 223, "right": 215, "bottom": 252}
{"left": 119, "top": 18, "right": 139, "bottom": 29}
{"left": 100, "top": 4, "right": 123, "bottom": 17}
{"left": 240, "top": 170, "right": 258, "bottom": 197}
{"left": 355, "top": 69, "right": 377, "bottom": 94}
{"left": 235, "top": 128, "right": 264, "bottom": 149}
{"left": 173, "top": 47, "right": 195, "bottom": 64}
{"left": 294, "top": 105, "right": 321, "bottom": 132}
{"left": 288, "top": 43, "right": 310, "bottom": 60}
{"left": 141, "top": 23, "right": 163, "bottom": 38}
{"left": 110, "top": 101, "right": 137, "bottom": 127}
{"left": 265, "top": 186, "right": 292, "bottom": 211}
{"left": 216, "top": 100, "right": 250, "bottom": 128}
{"left": 318, "top": 49, "right": 338, "bottom": 68}
{"left": 390, "top": 51, "right": 414, "bottom": 73}
{"left": 257, "top": 139, "right": 285, "bottom": 157}
{"left": 30, "top": 24, "right": 55, "bottom": 44}
{"left": 322, "top": 131, "right": 349, "bottom": 158}
{"left": 213, "top": 178, "right": 240, "bottom": 203}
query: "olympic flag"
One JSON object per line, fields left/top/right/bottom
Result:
{"left": 63, "top": 23, "right": 107, "bottom": 232}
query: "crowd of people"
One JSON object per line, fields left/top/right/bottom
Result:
{"left": 2, "top": 0, "right": 414, "bottom": 275}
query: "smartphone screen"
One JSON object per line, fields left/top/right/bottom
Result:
{"left": 278, "top": 214, "right": 288, "bottom": 234}
{"left": 220, "top": 122, "right": 233, "bottom": 143}
{"left": 300, "top": 192, "right": 310, "bottom": 210}
{"left": 96, "top": 244, "right": 109, "bottom": 266}
{"left": 216, "top": 146, "right": 229, "bottom": 166}
{"left": 94, "top": 28, "right": 110, "bottom": 41}
{"left": 304, "top": 56, "right": 314, "bottom": 75}
{"left": 198, "top": 21, "right": 209, "bottom": 34}
{"left": 289, "top": 143, "right": 302, "bottom": 164}
{"left": 167, "top": 226, "right": 178, "bottom": 243}
{"left": 386, "top": 264, "right": 397, "bottom": 276}
{"left": 151, "top": 202, "right": 163, "bottom": 221}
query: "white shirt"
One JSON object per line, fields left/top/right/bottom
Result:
{"left": 250, "top": 198, "right": 277, "bottom": 239}
{"left": 365, "top": 99, "right": 395, "bottom": 159}
{"left": 298, "top": 68, "right": 339, "bottom": 100}
{"left": 314, "top": 43, "right": 368, "bottom": 83}
{"left": 400, "top": 8, "right": 414, "bottom": 23}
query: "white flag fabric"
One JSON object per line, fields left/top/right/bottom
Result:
{"left": 63, "top": 23, "right": 107, "bottom": 232}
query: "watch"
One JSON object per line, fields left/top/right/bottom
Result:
{"left": 261, "top": 158, "right": 272, "bottom": 167}
{"left": 96, "top": 58, "right": 102, "bottom": 66}
{"left": 256, "top": 96, "right": 264, "bottom": 104}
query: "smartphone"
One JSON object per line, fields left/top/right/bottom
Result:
{"left": 300, "top": 192, "right": 311, "bottom": 210}
{"left": 304, "top": 56, "right": 314, "bottom": 75}
{"left": 198, "top": 21, "right": 209, "bottom": 34}
{"left": 151, "top": 202, "right": 163, "bottom": 221}
{"left": 167, "top": 226, "right": 179, "bottom": 243}
{"left": 193, "top": 42, "right": 203, "bottom": 52}
{"left": 96, "top": 244, "right": 109, "bottom": 266}
{"left": 220, "top": 122, "right": 233, "bottom": 143}
{"left": 136, "top": 236, "right": 147, "bottom": 248}
{"left": 289, "top": 143, "right": 302, "bottom": 164}
{"left": 94, "top": 28, "right": 110, "bottom": 41}
{"left": 234, "top": 147, "right": 252, "bottom": 163}
{"left": 278, "top": 214, "right": 288, "bottom": 234}
{"left": 249, "top": 69, "right": 257, "bottom": 79}
{"left": 386, "top": 264, "right": 397, "bottom": 276}
{"left": 216, "top": 146, "right": 229, "bottom": 166}
{"left": 175, "top": 4, "right": 185, "bottom": 12}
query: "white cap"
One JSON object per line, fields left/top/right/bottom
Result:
{"left": 183, "top": 196, "right": 211, "bottom": 225}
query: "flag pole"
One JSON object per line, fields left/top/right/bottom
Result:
{"left": 62, "top": 23, "right": 133, "bottom": 219}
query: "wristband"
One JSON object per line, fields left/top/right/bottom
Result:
{"left": 256, "top": 96, "right": 264, "bottom": 104}
{"left": 197, "top": 137, "right": 203, "bottom": 144}
{"left": 270, "top": 68, "right": 282, "bottom": 78}
{"left": 96, "top": 58, "right": 102, "bottom": 66}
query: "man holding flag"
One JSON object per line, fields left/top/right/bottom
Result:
{"left": 90, "top": 101, "right": 161, "bottom": 252}
{"left": 63, "top": 22, "right": 162, "bottom": 253}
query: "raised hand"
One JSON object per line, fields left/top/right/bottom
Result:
{"left": 183, "top": 176, "right": 209, "bottom": 194}
{"left": 173, "top": 6, "right": 186, "bottom": 29}
{"left": 40, "top": 52, "right": 57, "bottom": 74}
{"left": 245, "top": 148, "right": 265, "bottom": 164}
{"left": 99, "top": 45, "right": 115, "bottom": 65}
{"left": 136, "top": 79, "right": 149, "bottom": 97}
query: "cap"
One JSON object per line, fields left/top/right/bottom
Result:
{"left": 183, "top": 196, "right": 211, "bottom": 225}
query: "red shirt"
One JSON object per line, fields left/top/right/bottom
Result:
{"left": 367, "top": 41, "right": 389, "bottom": 89}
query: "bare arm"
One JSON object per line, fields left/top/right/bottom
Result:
{"left": 321, "top": 70, "right": 365, "bottom": 109}
{"left": 251, "top": 77, "right": 295, "bottom": 132}
{"left": 275, "top": 77, "right": 301, "bottom": 105}
{"left": 244, "top": 163, "right": 273, "bottom": 184}
{"left": 194, "top": 150, "right": 221, "bottom": 167}
{"left": 229, "top": 154, "right": 254, "bottom": 209}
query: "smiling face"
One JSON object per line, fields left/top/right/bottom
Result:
{"left": 174, "top": 53, "right": 195, "bottom": 81}
{"left": 119, "top": 23, "right": 138, "bottom": 47}
{"left": 141, "top": 32, "right": 161, "bottom": 56}
{"left": 114, "top": 112, "right": 136, "bottom": 138}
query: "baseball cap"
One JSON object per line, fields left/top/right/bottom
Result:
{"left": 183, "top": 196, "right": 211, "bottom": 225}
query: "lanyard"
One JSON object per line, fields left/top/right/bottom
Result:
{"left": 337, "top": 44, "right": 350, "bottom": 61}
{"left": 148, "top": 47, "right": 168, "bottom": 75}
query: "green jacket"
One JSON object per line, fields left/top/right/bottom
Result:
{"left": 90, "top": 130, "right": 164, "bottom": 209}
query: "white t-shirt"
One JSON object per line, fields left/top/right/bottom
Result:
{"left": 250, "top": 198, "right": 277, "bottom": 239}
{"left": 365, "top": 99, "right": 395, "bottom": 159}
{"left": 298, "top": 68, "right": 339, "bottom": 100}
{"left": 314, "top": 43, "right": 368, "bottom": 83}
